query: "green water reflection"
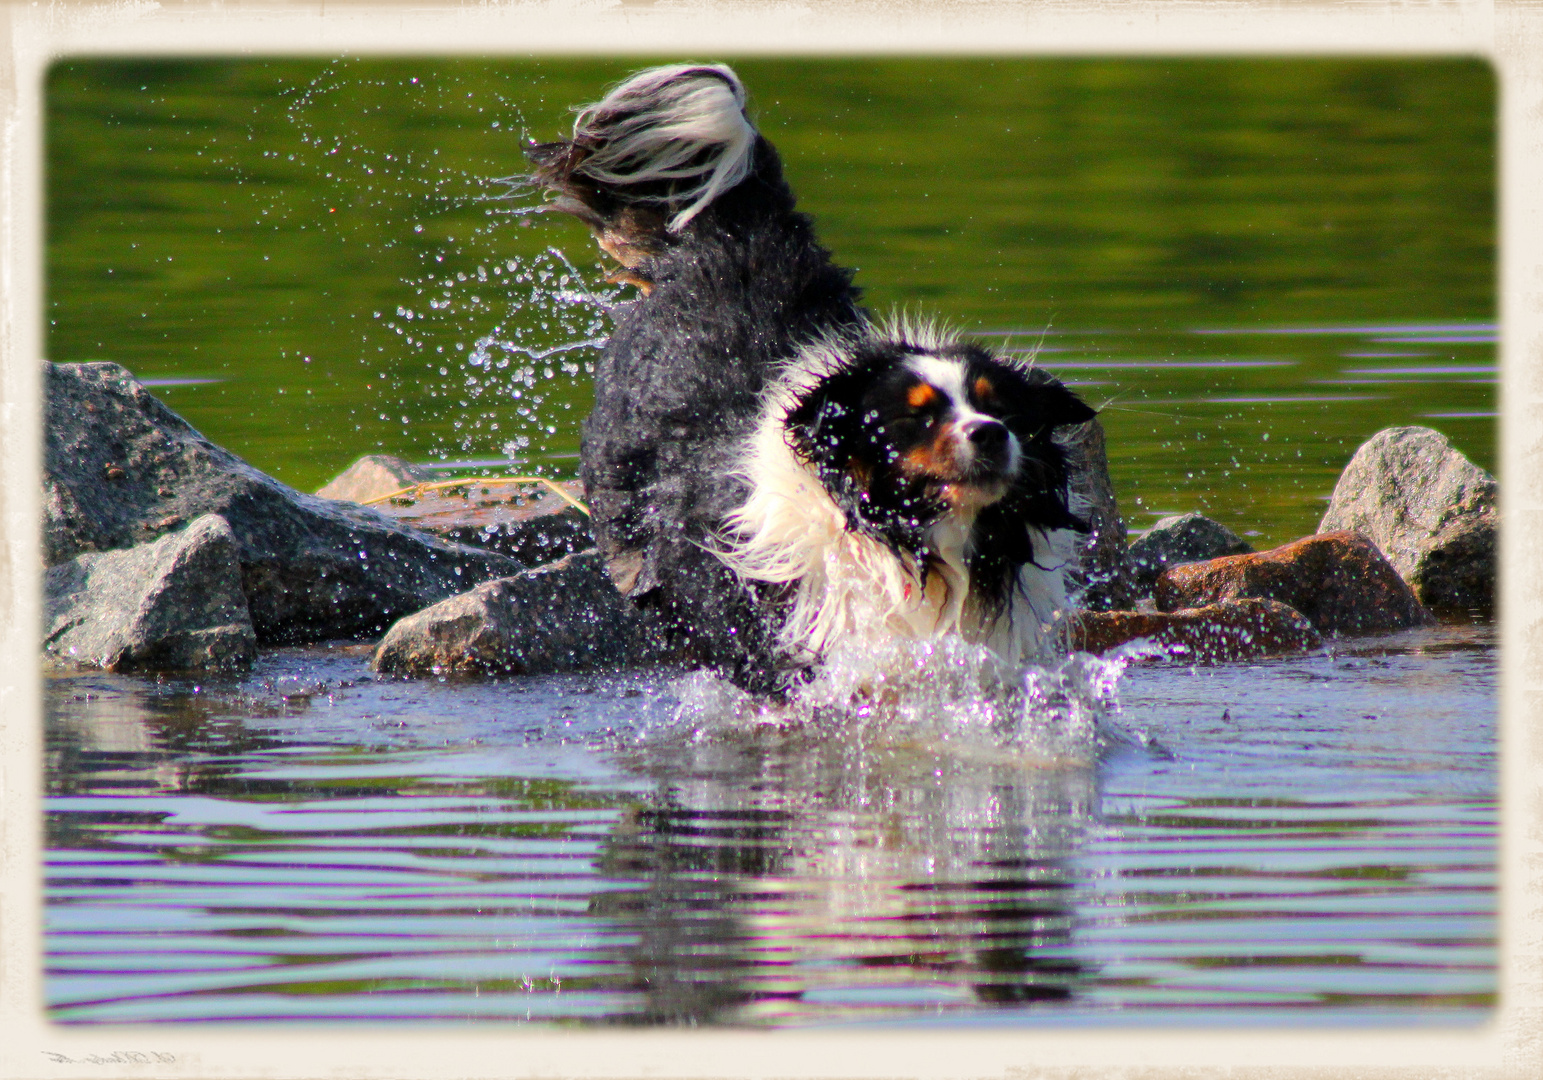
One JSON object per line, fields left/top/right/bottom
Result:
{"left": 45, "top": 57, "right": 1494, "bottom": 546}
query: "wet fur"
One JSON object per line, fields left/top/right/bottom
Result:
{"left": 720, "top": 320, "right": 1096, "bottom": 670}
{"left": 528, "top": 64, "right": 865, "bottom": 691}
{"left": 528, "top": 65, "right": 1093, "bottom": 691}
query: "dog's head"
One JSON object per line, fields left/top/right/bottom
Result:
{"left": 785, "top": 337, "right": 1096, "bottom": 552}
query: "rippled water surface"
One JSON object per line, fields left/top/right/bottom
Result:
{"left": 46, "top": 625, "right": 1495, "bottom": 1025}
{"left": 42, "top": 57, "right": 1497, "bottom": 1027}
{"left": 46, "top": 57, "right": 1494, "bottom": 544}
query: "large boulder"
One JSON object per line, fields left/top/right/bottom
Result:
{"left": 1128, "top": 512, "right": 1254, "bottom": 593}
{"left": 44, "top": 362, "right": 525, "bottom": 643}
{"left": 1071, "top": 597, "right": 1321, "bottom": 662}
{"left": 371, "top": 550, "right": 671, "bottom": 677}
{"left": 44, "top": 514, "right": 256, "bottom": 672}
{"left": 1154, "top": 531, "right": 1433, "bottom": 636}
{"left": 1318, "top": 426, "right": 1497, "bottom": 612}
{"left": 1060, "top": 418, "right": 1137, "bottom": 610}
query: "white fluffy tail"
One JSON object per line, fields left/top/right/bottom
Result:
{"left": 569, "top": 64, "right": 756, "bottom": 233}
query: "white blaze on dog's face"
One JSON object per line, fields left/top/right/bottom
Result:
{"left": 892, "top": 354, "right": 1024, "bottom": 512}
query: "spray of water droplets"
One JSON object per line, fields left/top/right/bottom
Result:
{"left": 273, "top": 61, "right": 618, "bottom": 473}
{"left": 397, "top": 246, "right": 614, "bottom": 469}
{"left": 663, "top": 635, "right": 1140, "bottom": 767}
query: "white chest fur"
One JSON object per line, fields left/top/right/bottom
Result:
{"left": 718, "top": 414, "right": 1075, "bottom": 670}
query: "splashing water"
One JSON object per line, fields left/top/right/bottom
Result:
{"left": 405, "top": 245, "right": 614, "bottom": 469}
{"left": 666, "top": 635, "right": 1136, "bottom": 768}
{"left": 277, "top": 61, "right": 617, "bottom": 474}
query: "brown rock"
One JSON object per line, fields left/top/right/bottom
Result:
{"left": 1070, "top": 598, "right": 1322, "bottom": 662}
{"left": 1153, "top": 531, "right": 1433, "bottom": 636}
{"left": 367, "top": 477, "right": 593, "bottom": 567}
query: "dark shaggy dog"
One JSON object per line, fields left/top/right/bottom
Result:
{"left": 528, "top": 64, "right": 1094, "bottom": 691}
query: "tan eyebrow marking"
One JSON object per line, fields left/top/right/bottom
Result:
{"left": 907, "top": 382, "right": 939, "bottom": 410}
{"left": 973, "top": 375, "right": 994, "bottom": 401}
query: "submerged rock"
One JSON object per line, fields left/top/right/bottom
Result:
{"left": 316, "top": 453, "right": 436, "bottom": 503}
{"left": 44, "top": 362, "right": 525, "bottom": 643}
{"left": 1154, "top": 530, "right": 1433, "bottom": 636}
{"left": 44, "top": 514, "right": 256, "bottom": 672}
{"left": 371, "top": 550, "right": 671, "bottom": 678}
{"left": 1318, "top": 426, "right": 1497, "bottom": 612}
{"left": 1071, "top": 597, "right": 1322, "bottom": 662}
{"left": 1060, "top": 418, "right": 1138, "bottom": 610}
{"left": 1128, "top": 512, "right": 1254, "bottom": 593}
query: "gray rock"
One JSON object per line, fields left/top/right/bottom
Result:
{"left": 1059, "top": 418, "right": 1137, "bottom": 610}
{"left": 316, "top": 454, "right": 436, "bottom": 503}
{"left": 44, "top": 514, "right": 257, "bottom": 673}
{"left": 44, "top": 362, "right": 525, "bottom": 643}
{"left": 1318, "top": 426, "right": 1497, "bottom": 612}
{"left": 1129, "top": 512, "right": 1254, "bottom": 593}
{"left": 371, "top": 550, "right": 671, "bottom": 677}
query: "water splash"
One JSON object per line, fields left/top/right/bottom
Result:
{"left": 274, "top": 60, "right": 615, "bottom": 474}
{"left": 401, "top": 245, "right": 614, "bottom": 469}
{"left": 666, "top": 636, "right": 1136, "bottom": 767}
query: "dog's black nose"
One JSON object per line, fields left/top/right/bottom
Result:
{"left": 968, "top": 421, "right": 1009, "bottom": 455}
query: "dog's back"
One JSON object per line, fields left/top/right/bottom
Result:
{"left": 529, "top": 65, "right": 865, "bottom": 689}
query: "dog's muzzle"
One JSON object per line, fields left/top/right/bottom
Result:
{"left": 959, "top": 418, "right": 1018, "bottom": 478}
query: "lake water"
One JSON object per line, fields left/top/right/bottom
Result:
{"left": 41, "top": 57, "right": 1497, "bottom": 1025}
{"left": 45, "top": 624, "right": 1496, "bottom": 1025}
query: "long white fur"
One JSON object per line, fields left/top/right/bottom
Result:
{"left": 569, "top": 64, "right": 756, "bottom": 233}
{"left": 718, "top": 319, "right": 1079, "bottom": 671}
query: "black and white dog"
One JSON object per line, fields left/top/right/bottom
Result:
{"left": 528, "top": 64, "right": 1094, "bottom": 692}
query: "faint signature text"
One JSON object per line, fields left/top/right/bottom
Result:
{"left": 43, "top": 1052, "right": 177, "bottom": 1066}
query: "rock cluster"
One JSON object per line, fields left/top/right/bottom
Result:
{"left": 43, "top": 366, "right": 1493, "bottom": 680}
{"left": 45, "top": 363, "right": 535, "bottom": 646}
{"left": 1076, "top": 426, "right": 1494, "bottom": 661}
{"left": 43, "top": 363, "right": 560, "bottom": 672}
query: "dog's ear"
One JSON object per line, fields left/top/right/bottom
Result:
{"left": 1040, "top": 381, "right": 1098, "bottom": 430}
{"left": 998, "top": 368, "right": 1097, "bottom": 437}
{"left": 784, "top": 366, "right": 876, "bottom": 472}
{"left": 783, "top": 359, "right": 944, "bottom": 558}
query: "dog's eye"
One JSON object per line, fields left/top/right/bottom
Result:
{"left": 973, "top": 376, "right": 994, "bottom": 403}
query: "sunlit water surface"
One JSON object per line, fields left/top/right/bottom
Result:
{"left": 45, "top": 625, "right": 1495, "bottom": 1026}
